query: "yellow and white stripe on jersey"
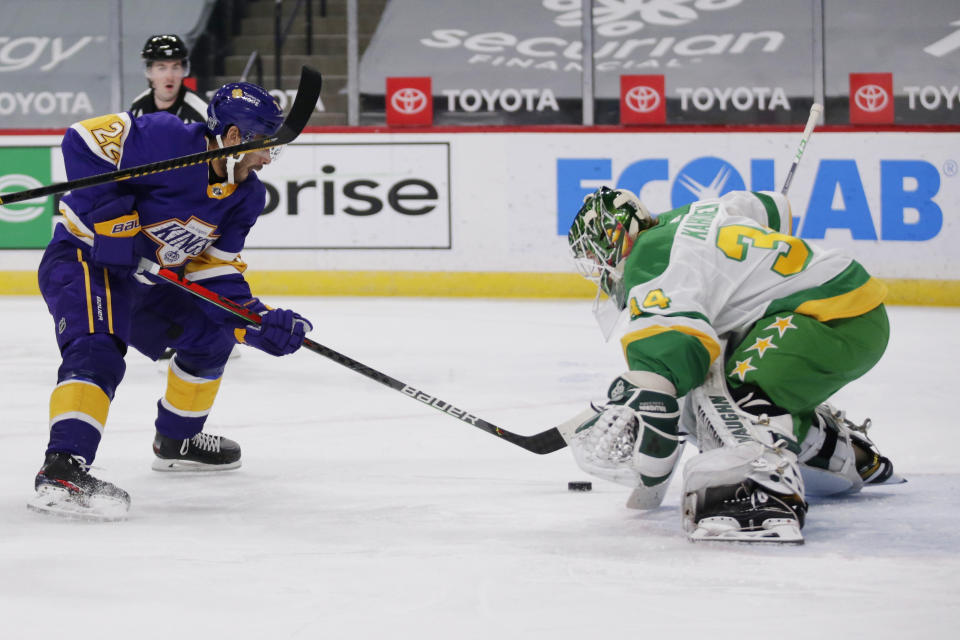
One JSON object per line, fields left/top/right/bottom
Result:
{"left": 59, "top": 200, "right": 94, "bottom": 246}
{"left": 620, "top": 314, "right": 723, "bottom": 366}
{"left": 69, "top": 112, "right": 133, "bottom": 168}
{"left": 184, "top": 247, "right": 248, "bottom": 282}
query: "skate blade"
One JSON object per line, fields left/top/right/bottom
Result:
{"left": 689, "top": 517, "right": 804, "bottom": 544}
{"left": 867, "top": 471, "right": 907, "bottom": 486}
{"left": 27, "top": 485, "right": 129, "bottom": 522}
{"left": 151, "top": 458, "right": 242, "bottom": 472}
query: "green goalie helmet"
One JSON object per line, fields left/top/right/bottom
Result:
{"left": 568, "top": 186, "right": 654, "bottom": 307}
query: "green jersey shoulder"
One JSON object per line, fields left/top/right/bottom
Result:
{"left": 617, "top": 190, "right": 886, "bottom": 395}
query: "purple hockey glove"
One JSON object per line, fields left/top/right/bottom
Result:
{"left": 243, "top": 308, "right": 313, "bottom": 356}
{"left": 88, "top": 195, "right": 139, "bottom": 268}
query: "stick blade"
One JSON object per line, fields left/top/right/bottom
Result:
{"left": 506, "top": 427, "right": 569, "bottom": 455}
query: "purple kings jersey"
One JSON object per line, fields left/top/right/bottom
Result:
{"left": 56, "top": 111, "right": 265, "bottom": 279}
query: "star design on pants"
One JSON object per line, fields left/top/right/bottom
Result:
{"left": 765, "top": 314, "right": 797, "bottom": 338}
{"left": 731, "top": 357, "right": 757, "bottom": 381}
{"left": 746, "top": 336, "right": 777, "bottom": 358}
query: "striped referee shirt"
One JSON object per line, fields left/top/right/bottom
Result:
{"left": 129, "top": 85, "right": 208, "bottom": 124}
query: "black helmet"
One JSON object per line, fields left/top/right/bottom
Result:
{"left": 141, "top": 34, "right": 188, "bottom": 63}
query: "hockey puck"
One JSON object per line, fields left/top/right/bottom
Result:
{"left": 568, "top": 481, "right": 592, "bottom": 492}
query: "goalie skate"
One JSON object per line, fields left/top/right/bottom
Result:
{"left": 27, "top": 452, "right": 130, "bottom": 522}
{"left": 814, "top": 404, "right": 904, "bottom": 486}
{"left": 684, "top": 481, "right": 806, "bottom": 544}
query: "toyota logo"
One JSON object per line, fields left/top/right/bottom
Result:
{"left": 854, "top": 84, "right": 889, "bottom": 112}
{"left": 391, "top": 88, "right": 428, "bottom": 115}
{"left": 624, "top": 85, "right": 661, "bottom": 113}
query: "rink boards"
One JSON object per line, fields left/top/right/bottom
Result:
{"left": 0, "top": 128, "right": 957, "bottom": 304}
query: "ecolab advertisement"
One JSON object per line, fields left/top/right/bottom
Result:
{"left": 550, "top": 133, "right": 956, "bottom": 279}
{"left": 0, "top": 131, "right": 956, "bottom": 282}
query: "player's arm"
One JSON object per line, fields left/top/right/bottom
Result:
{"left": 59, "top": 114, "right": 143, "bottom": 268}
{"left": 720, "top": 190, "right": 793, "bottom": 235}
{"left": 564, "top": 305, "right": 719, "bottom": 508}
{"left": 184, "top": 196, "right": 312, "bottom": 357}
{"left": 621, "top": 284, "right": 721, "bottom": 397}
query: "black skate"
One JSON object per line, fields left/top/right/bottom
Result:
{"left": 28, "top": 452, "right": 130, "bottom": 521}
{"left": 687, "top": 480, "right": 808, "bottom": 544}
{"left": 814, "top": 404, "right": 903, "bottom": 485}
{"left": 152, "top": 431, "right": 241, "bottom": 472}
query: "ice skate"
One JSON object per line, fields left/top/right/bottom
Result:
{"left": 28, "top": 452, "right": 130, "bottom": 522}
{"left": 814, "top": 404, "right": 904, "bottom": 486}
{"left": 152, "top": 431, "right": 241, "bottom": 471}
{"left": 685, "top": 480, "right": 807, "bottom": 544}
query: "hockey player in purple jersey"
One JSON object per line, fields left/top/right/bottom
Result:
{"left": 29, "top": 82, "right": 312, "bottom": 521}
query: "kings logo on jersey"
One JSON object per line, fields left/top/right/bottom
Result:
{"left": 143, "top": 217, "right": 219, "bottom": 266}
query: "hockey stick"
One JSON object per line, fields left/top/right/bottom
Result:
{"left": 137, "top": 259, "right": 569, "bottom": 455}
{"left": 0, "top": 67, "right": 322, "bottom": 206}
{"left": 780, "top": 103, "right": 823, "bottom": 195}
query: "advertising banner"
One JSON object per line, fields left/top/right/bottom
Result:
{"left": 1, "top": 0, "right": 213, "bottom": 129}
{"left": 250, "top": 141, "right": 450, "bottom": 249}
{"left": 825, "top": 0, "right": 960, "bottom": 125}
{"left": 849, "top": 73, "right": 895, "bottom": 124}
{"left": 360, "top": 0, "right": 959, "bottom": 126}
{"left": 0, "top": 146, "right": 55, "bottom": 248}
{"left": 360, "top": 0, "right": 816, "bottom": 125}
{"left": 0, "top": 131, "right": 955, "bottom": 291}
{"left": 619, "top": 75, "right": 666, "bottom": 125}
{"left": 386, "top": 77, "right": 434, "bottom": 127}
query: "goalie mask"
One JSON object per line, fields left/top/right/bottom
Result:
{"left": 568, "top": 186, "right": 653, "bottom": 338}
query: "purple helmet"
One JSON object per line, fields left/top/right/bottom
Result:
{"left": 206, "top": 82, "right": 283, "bottom": 141}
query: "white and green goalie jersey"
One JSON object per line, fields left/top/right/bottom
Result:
{"left": 620, "top": 190, "right": 887, "bottom": 396}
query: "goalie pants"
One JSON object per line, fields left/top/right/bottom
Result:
{"left": 39, "top": 240, "right": 236, "bottom": 463}
{"left": 724, "top": 304, "right": 889, "bottom": 442}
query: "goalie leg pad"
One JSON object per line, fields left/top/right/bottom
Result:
{"left": 681, "top": 444, "right": 806, "bottom": 543}
{"left": 683, "top": 481, "right": 805, "bottom": 544}
{"left": 682, "top": 441, "right": 805, "bottom": 507}
{"left": 682, "top": 361, "right": 807, "bottom": 542}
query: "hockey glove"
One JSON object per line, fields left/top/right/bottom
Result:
{"left": 89, "top": 195, "right": 140, "bottom": 269}
{"left": 570, "top": 373, "right": 683, "bottom": 490}
{"left": 243, "top": 308, "right": 313, "bottom": 356}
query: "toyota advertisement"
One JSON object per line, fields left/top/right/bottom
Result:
{"left": 361, "top": 0, "right": 960, "bottom": 125}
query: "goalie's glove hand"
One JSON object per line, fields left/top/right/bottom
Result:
{"left": 570, "top": 373, "right": 682, "bottom": 488}
{"left": 243, "top": 308, "right": 313, "bottom": 356}
{"left": 88, "top": 195, "right": 140, "bottom": 269}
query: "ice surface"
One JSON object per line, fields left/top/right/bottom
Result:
{"left": 1, "top": 298, "right": 957, "bottom": 638}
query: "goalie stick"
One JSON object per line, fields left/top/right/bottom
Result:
{"left": 137, "top": 259, "right": 569, "bottom": 455}
{"left": 0, "top": 66, "right": 322, "bottom": 206}
{"left": 780, "top": 102, "right": 823, "bottom": 196}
